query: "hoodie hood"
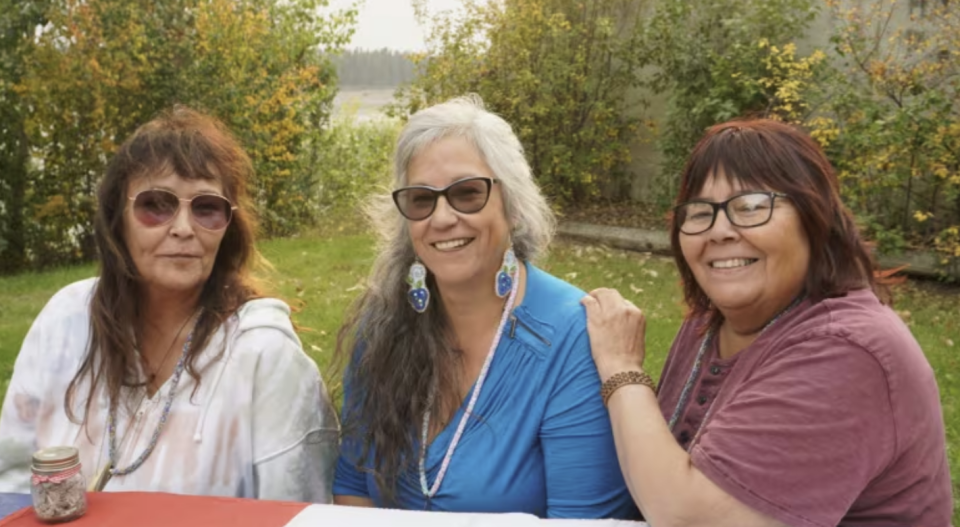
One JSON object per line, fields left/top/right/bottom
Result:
{"left": 193, "top": 297, "right": 299, "bottom": 443}
{"left": 234, "top": 298, "right": 301, "bottom": 347}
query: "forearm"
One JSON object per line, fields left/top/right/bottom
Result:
{"left": 0, "top": 392, "right": 39, "bottom": 493}
{"left": 605, "top": 383, "right": 709, "bottom": 527}
{"left": 0, "top": 461, "right": 31, "bottom": 493}
{"left": 255, "top": 429, "right": 338, "bottom": 503}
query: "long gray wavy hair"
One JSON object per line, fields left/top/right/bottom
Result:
{"left": 335, "top": 94, "right": 555, "bottom": 504}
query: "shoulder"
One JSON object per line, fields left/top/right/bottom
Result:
{"left": 745, "top": 290, "right": 938, "bottom": 415}
{"left": 525, "top": 263, "right": 587, "bottom": 303}
{"left": 511, "top": 264, "right": 589, "bottom": 356}
{"left": 784, "top": 290, "right": 924, "bottom": 368}
{"left": 27, "top": 277, "right": 98, "bottom": 341}
{"left": 13, "top": 278, "right": 98, "bottom": 382}
{"left": 783, "top": 290, "right": 937, "bottom": 403}
{"left": 233, "top": 297, "right": 299, "bottom": 345}
{"left": 39, "top": 277, "right": 98, "bottom": 319}
{"left": 519, "top": 264, "right": 587, "bottom": 326}
{"left": 228, "top": 297, "right": 314, "bottom": 372}
{"left": 229, "top": 298, "right": 309, "bottom": 361}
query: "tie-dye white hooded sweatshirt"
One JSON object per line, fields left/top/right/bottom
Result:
{"left": 0, "top": 278, "right": 339, "bottom": 502}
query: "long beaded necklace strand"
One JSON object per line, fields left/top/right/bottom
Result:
{"left": 418, "top": 265, "right": 519, "bottom": 501}
{"left": 87, "top": 310, "right": 202, "bottom": 492}
{"left": 108, "top": 311, "right": 201, "bottom": 477}
{"left": 666, "top": 297, "right": 804, "bottom": 448}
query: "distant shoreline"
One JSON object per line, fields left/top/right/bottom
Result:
{"left": 338, "top": 85, "right": 401, "bottom": 91}
{"left": 333, "top": 88, "right": 397, "bottom": 120}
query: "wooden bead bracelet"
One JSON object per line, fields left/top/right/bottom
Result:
{"left": 601, "top": 370, "right": 656, "bottom": 406}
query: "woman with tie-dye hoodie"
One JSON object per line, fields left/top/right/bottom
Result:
{"left": 0, "top": 107, "right": 338, "bottom": 502}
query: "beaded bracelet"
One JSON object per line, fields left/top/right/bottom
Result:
{"left": 601, "top": 370, "right": 656, "bottom": 407}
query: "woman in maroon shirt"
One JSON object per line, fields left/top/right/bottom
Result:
{"left": 581, "top": 119, "right": 952, "bottom": 527}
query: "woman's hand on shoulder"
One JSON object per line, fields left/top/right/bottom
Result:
{"left": 580, "top": 288, "right": 646, "bottom": 382}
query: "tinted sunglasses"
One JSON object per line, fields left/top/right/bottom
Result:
{"left": 128, "top": 189, "right": 237, "bottom": 231}
{"left": 392, "top": 177, "right": 497, "bottom": 221}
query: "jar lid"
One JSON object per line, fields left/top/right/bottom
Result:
{"left": 32, "top": 446, "right": 80, "bottom": 473}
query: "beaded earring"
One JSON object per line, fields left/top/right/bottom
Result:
{"left": 495, "top": 247, "right": 518, "bottom": 298}
{"left": 407, "top": 260, "right": 430, "bottom": 313}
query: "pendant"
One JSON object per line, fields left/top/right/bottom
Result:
{"left": 88, "top": 463, "right": 113, "bottom": 492}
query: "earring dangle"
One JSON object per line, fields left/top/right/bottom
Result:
{"left": 407, "top": 260, "right": 430, "bottom": 313}
{"left": 495, "top": 247, "right": 518, "bottom": 298}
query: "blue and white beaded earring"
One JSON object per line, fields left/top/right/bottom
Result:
{"left": 407, "top": 259, "right": 430, "bottom": 313}
{"left": 495, "top": 247, "right": 518, "bottom": 298}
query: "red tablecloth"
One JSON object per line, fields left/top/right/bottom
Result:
{"left": 0, "top": 493, "right": 647, "bottom": 527}
{"left": 0, "top": 492, "right": 306, "bottom": 527}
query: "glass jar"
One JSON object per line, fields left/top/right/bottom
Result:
{"left": 30, "top": 446, "right": 88, "bottom": 523}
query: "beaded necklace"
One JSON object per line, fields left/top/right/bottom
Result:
{"left": 666, "top": 297, "right": 804, "bottom": 447}
{"left": 418, "top": 266, "right": 519, "bottom": 500}
{"left": 107, "top": 315, "right": 199, "bottom": 477}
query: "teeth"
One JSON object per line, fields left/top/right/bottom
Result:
{"left": 711, "top": 258, "right": 755, "bottom": 269}
{"left": 434, "top": 238, "right": 471, "bottom": 251}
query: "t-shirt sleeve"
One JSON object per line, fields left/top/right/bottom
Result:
{"left": 691, "top": 333, "right": 895, "bottom": 527}
{"left": 540, "top": 327, "right": 636, "bottom": 519}
{"left": 332, "top": 348, "right": 371, "bottom": 499}
{"left": 332, "top": 437, "right": 369, "bottom": 498}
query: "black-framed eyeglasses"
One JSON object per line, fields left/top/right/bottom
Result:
{"left": 675, "top": 191, "right": 790, "bottom": 235}
{"left": 392, "top": 177, "right": 498, "bottom": 221}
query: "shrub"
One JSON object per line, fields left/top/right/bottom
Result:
{"left": 391, "top": 0, "right": 648, "bottom": 205}
{"left": 805, "top": 0, "right": 960, "bottom": 270}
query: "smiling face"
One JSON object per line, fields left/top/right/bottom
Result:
{"left": 679, "top": 168, "right": 810, "bottom": 326}
{"left": 123, "top": 171, "right": 229, "bottom": 297}
{"left": 405, "top": 136, "right": 511, "bottom": 292}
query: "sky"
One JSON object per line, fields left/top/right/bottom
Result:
{"left": 325, "top": 0, "right": 465, "bottom": 52}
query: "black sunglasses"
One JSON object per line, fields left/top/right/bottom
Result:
{"left": 392, "top": 177, "right": 498, "bottom": 221}
{"left": 675, "top": 191, "right": 790, "bottom": 235}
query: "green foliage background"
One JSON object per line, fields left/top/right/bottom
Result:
{"left": 392, "top": 0, "right": 648, "bottom": 205}
{"left": 388, "top": 0, "right": 960, "bottom": 271}
{"left": 0, "top": 0, "right": 356, "bottom": 273}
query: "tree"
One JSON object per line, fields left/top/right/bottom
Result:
{"left": 644, "top": 0, "right": 820, "bottom": 206}
{"left": 7, "top": 0, "right": 355, "bottom": 271}
{"left": 177, "top": 0, "right": 356, "bottom": 236}
{"left": 19, "top": 0, "right": 160, "bottom": 264}
{"left": 393, "top": 0, "right": 649, "bottom": 204}
{"left": 805, "top": 0, "right": 960, "bottom": 265}
{"left": 0, "top": 0, "right": 50, "bottom": 272}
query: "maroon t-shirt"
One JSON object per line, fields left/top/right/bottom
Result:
{"left": 657, "top": 289, "right": 952, "bottom": 526}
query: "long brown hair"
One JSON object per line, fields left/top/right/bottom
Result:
{"left": 670, "top": 119, "right": 886, "bottom": 330}
{"left": 66, "top": 106, "right": 262, "bottom": 423}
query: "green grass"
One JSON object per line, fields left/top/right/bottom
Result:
{"left": 1, "top": 233, "right": 958, "bottom": 519}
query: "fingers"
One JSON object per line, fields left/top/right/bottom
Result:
{"left": 585, "top": 288, "right": 623, "bottom": 315}
{"left": 581, "top": 287, "right": 649, "bottom": 376}
{"left": 583, "top": 288, "right": 643, "bottom": 314}
{"left": 580, "top": 294, "right": 599, "bottom": 315}
{"left": 587, "top": 287, "right": 625, "bottom": 304}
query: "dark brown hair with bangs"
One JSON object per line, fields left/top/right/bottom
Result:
{"left": 66, "top": 106, "right": 263, "bottom": 423}
{"left": 670, "top": 119, "right": 885, "bottom": 329}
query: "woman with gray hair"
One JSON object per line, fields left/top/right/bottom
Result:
{"left": 332, "top": 95, "right": 636, "bottom": 518}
